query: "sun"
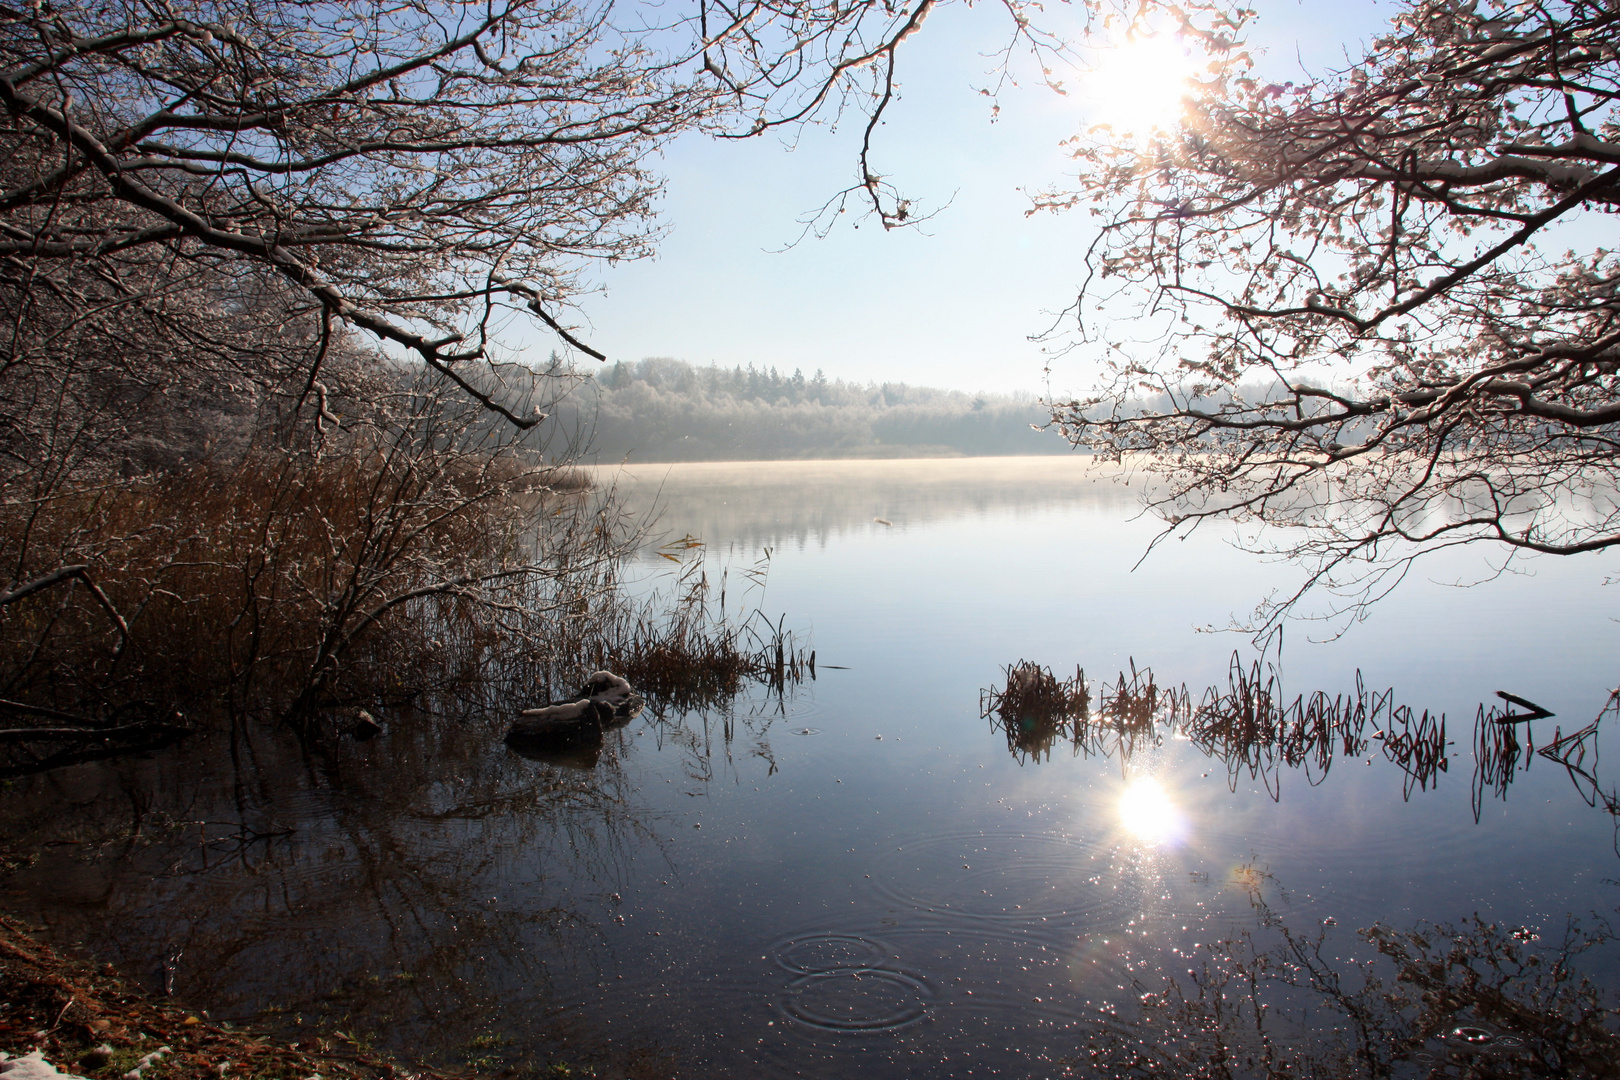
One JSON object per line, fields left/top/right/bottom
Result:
{"left": 1082, "top": 34, "right": 1199, "bottom": 136}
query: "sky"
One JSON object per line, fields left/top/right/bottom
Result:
{"left": 554, "top": 1, "right": 1399, "bottom": 396}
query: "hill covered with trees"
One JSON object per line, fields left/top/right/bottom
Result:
{"left": 555, "top": 358, "right": 1071, "bottom": 461}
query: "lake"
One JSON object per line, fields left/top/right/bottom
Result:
{"left": 4, "top": 456, "right": 1619, "bottom": 1078}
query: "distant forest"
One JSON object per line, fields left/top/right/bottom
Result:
{"left": 549, "top": 358, "right": 1072, "bottom": 462}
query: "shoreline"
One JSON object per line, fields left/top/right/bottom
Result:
{"left": 0, "top": 916, "right": 449, "bottom": 1080}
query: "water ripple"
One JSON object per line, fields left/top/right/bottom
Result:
{"left": 778, "top": 967, "right": 934, "bottom": 1032}
{"left": 771, "top": 932, "right": 894, "bottom": 975}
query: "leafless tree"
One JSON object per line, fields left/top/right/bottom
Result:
{"left": 0, "top": 0, "right": 1081, "bottom": 734}
{"left": 0, "top": 0, "right": 1071, "bottom": 424}
{"left": 1041, "top": 0, "right": 1620, "bottom": 630}
{"left": 0, "top": 0, "right": 1075, "bottom": 570}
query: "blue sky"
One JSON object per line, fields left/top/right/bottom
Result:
{"left": 562, "top": 1, "right": 1398, "bottom": 395}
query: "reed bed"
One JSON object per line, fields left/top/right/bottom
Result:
{"left": 1096, "top": 660, "right": 1184, "bottom": 753}
{"left": 2, "top": 445, "right": 595, "bottom": 725}
{"left": 0, "top": 398, "right": 806, "bottom": 775}
{"left": 526, "top": 585, "right": 812, "bottom": 717}
{"left": 1183, "top": 654, "right": 1446, "bottom": 800}
{"left": 980, "top": 661, "right": 1090, "bottom": 764}
{"left": 981, "top": 652, "right": 1447, "bottom": 798}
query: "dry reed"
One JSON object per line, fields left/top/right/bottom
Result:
{"left": 980, "top": 651, "right": 1448, "bottom": 799}
{"left": 0, "top": 394, "right": 805, "bottom": 774}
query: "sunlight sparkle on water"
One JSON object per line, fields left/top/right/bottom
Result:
{"left": 1118, "top": 776, "right": 1184, "bottom": 846}
{"left": 1084, "top": 35, "right": 1197, "bottom": 135}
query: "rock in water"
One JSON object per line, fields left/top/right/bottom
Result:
{"left": 505, "top": 671, "right": 643, "bottom": 750}
{"left": 506, "top": 698, "right": 615, "bottom": 741}
{"left": 572, "top": 670, "right": 643, "bottom": 720}
{"left": 575, "top": 670, "right": 633, "bottom": 708}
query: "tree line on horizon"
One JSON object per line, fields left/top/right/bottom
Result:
{"left": 553, "top": 358, "right": 1073, "bottom": 461}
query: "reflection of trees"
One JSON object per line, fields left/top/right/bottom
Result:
{"left": 0, "top": 653, "right": 794, "bottom": 1072}
{"left": 0, "top": 719, "right": 665, "bottom": 1072}
{"left": 983, "top": 654, "right": 1448, "bottom": 799}
{"left": 1079, "top": 869, "right": 1620, "bottom": 1079}
{"left": 609, "top": 458, "right": 1134, "bottom": 558}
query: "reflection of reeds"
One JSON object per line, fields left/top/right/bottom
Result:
{"left": 1183, "top": 654, "right": 1360, "bottom": 799}
{"left": 1093, "top": 660, "right": 1182, "bottom": 762}
{"left": 1536, "top": 691, "right": 1620, "bottom": 853}
{"left": 1468, "top": 687, "right": 1620, "bottom": 849}
{"left": 1539, "top": 695, "right": 1609, "bottom": 803}
{"left": 980, "top": 661, "right": 1090, "bottom": 764}
{"left": 1472, "top": 700, "right": 1531, "bottom": 823}
{"left": 1100, "top": 659, "right": 1183, "bottom": 730}
{"left": 981, "top": 659, "right": 1194, "bottom": 766}
{"left": 1173, "top": 657, "right": 1443, "bottom": 800}
{"left": 980, "top": 651, "right": 1448, "bottom": 801}
{"left": 1377, "top": 705, "right": 1448, "bottom": 798}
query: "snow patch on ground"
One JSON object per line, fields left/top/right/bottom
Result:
{"left": 122, "top": 1047, "right": 170, "bottom": 1080}
{"left": 0, "top": 1051, "right": 89, "bottom": 1080}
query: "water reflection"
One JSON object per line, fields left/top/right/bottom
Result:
{"left": 979, "top": 661, "right": 1092, "bottom": 764}
{"left": 0, "top": 631, "right": 811, "bottom": 1075}
{"left": 980, "top": 660, "right": 1177, "bottom": 767}
{"left": 1116, "top": 778, "right": 1183, "bottom": 847}
{"left": 1183, "top": 654, "right": 1448, "bottom": 801}
{"left": 4, "top": 457, "right": 1619, "bottom": 1080}
{"left": 1542, "top": 693, "right": 1620, "bottom": 823}
{"left": 1475, "top": 688, "right": 1620, "bottom": 853}
{"left": 983, "top": 652, "right": 1620, "bottom": 859}
{"left": 4, "top": 657, "right": 1616, "bottom": 1078}
{"left": 0, "top": 716, "right": 676, "bottom": 1072}
{"left": 985, "top": 654, "right": 1450, "bottom": 800}
{"left": 1079, "top": 866, "right": 1620, "bottom": 1079}
{"left": 596, "top": 457, "right": 1135, "bottom": 556}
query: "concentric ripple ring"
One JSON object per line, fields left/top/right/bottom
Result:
{"left": 780, "top": 967, "right": 932, "bottom": 1032}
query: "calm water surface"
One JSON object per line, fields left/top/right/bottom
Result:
{"left": 5, "top": 457, "right": 1619, "bottom": 1078}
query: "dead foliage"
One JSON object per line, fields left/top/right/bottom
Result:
{"left": 0, "top": 377, "right": 808, "bottom": 774}
{"left": 0, "top": 914, "right": 447, "bottom": 1080}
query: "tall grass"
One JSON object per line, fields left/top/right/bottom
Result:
{"left": 0, "top": 383, "right": 804, "bottom": 773}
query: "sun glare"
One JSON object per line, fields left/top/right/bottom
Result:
{"left": 1118, "top": 776, "right": 1183, "bottom": 845}
{"left": 1083, "top": 35, "right": 1198, "bottom": 136}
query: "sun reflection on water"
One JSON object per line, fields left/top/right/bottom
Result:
{"left": 1118, "top": 776, "right": 1185, "bottom": 845}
